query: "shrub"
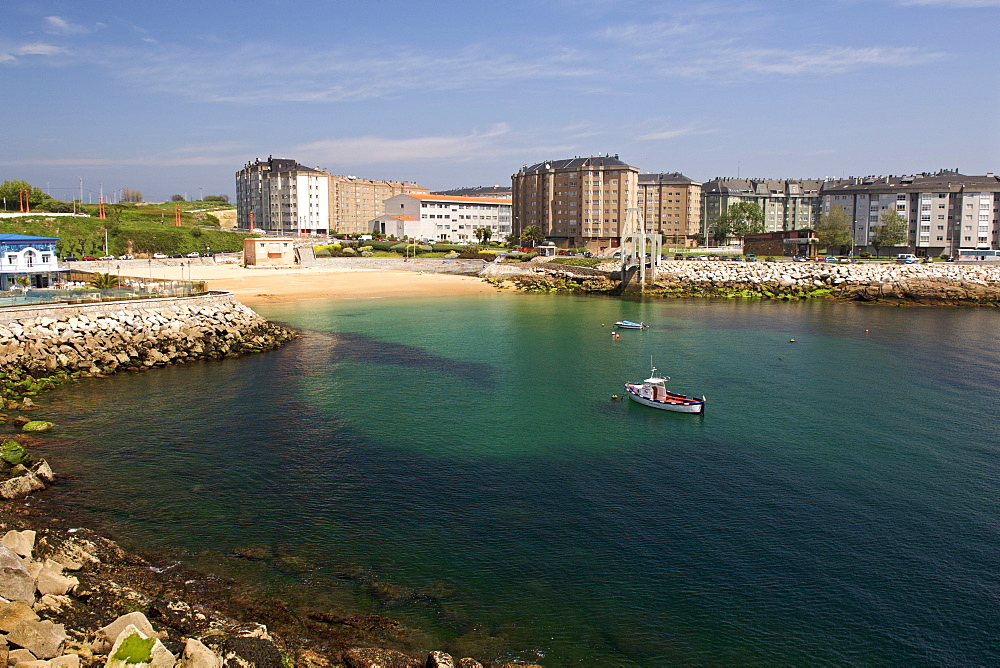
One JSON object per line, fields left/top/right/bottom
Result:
{"left": 315, "top": 247, "right": 331, "bottom": 257}
{"left": 341, "top": 246, "right": 357, "bottom": 255}
{"left": 859, "top": 252, "right": 872, "bottom": 259}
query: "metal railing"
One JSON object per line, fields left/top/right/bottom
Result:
{"left": 0, "top": 269, "right": 207, "bottom": 308}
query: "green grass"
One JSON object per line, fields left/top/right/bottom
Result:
{"left": 0, "top": 202, "right": 251, "bottom": 257}
{"left": 547, "top": 257, "right": 602, "bottom": 268}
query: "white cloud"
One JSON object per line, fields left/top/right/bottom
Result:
{"left": 101, "top": 42, "right": 592, "bottom": 105}
{"left": 43, "top": 16, "right": 89, "bottom": 35}
{"left": 672, "top": 45, "right": 940, "bottom": 79}
{"left": 11, "top": 43, "right": 68, "bottom": 57}
{"left": 637, "top": 127, "right": 699, "bottom": 141}
{"left": 294, "top": 124, "right": 516, "bottom": 164}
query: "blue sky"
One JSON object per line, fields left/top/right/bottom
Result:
{"left": 2, "top": 0, "right": 998, "bottom": 202}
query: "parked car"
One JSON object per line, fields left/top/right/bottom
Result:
{"left": 82, "top": 255, "right": 98, "bottom": 261}
{"left": 203, "top": 251, "right": 215, "bottom": 257}
{"left": 152, "top": 253, "right": 168, "bottom": 259}
{"left": 169, "top": 253, "right": 183, "bottom": 258}
{"left": 896, "top": 253, "right": 917, "bottom": 264}
{"left": 745, "top": 254, "right": 757, "bottom": 262}
{"left": 186, "top": 252, "right": 200, "bottom": 258}
{"left": 765, "top": 256, "right": 777, "bottom": 262}
{"left": 792, "top": 255, "right": 807, "bottom": 262}
{"left": 62, "top": 256, "right": 79, "bottom": 262}
{"left": 838, "top": 257, "right": 857, "bottom": 263}
{"left": 98, "top": 255, "right": 115, "bottom": 261}
{"left": 824, "top": 256, "right": 839, "bottom": 263}
{"left": 118, "top": 254, "right": 134, "bottom": 260}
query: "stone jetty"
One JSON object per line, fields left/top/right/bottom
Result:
{"left": 489, "top": 257, "right": 1000, "bottom": 303}
{"left": 648, "top": 260, "right": 1000, "bottom": 304}
{"left": 0, "top": 292, "right": 294, "bottom": 380}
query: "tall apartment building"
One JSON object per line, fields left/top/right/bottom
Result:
{"left": 235, "top": 157, "right": 330, "bottom": 235}
{"left": 637, "top": 173, "right": 702, "bottom": 246}
{"left": 701, "top": 178, "right": 823, "bottom": 240}
{"left": 380, "top": 193, "right": 511, "bottom": 242}
{"left": 821, "top": 170, "right": 1000, "bottom": 257}
{"left": 329, "top": 175, "right": 427, "bottom": 234}
{"left": 512, "top": 155, "right": 639, "bottom": 250}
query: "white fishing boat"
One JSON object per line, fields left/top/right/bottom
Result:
{"left": 625, "top": 364, "right": 705, "bottom": 414}
{"left": 615, "top": 320, "right": 648, "bottom": 329}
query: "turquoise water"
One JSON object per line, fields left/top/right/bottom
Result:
{"left": 33, "top": 294, "right": 1000, "bottom": 665}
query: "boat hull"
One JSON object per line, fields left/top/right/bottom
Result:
{"left": 625, "top": 384, "right": 705, "bottom": 414}
{"left": 615, "top": 321, "right": 647, "bottom": 329}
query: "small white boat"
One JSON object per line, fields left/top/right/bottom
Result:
{"left": 625, "top": 365, "right": 705, "bottom": 414}
{"left": 615, "top": 320, "right": 648, "bottom": 329}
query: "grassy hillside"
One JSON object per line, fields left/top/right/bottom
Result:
{"left": 0, "top": 202, "right": 251, "bottom": 258}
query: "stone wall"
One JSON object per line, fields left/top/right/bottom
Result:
{"left": 650, "top": 260, "right": 1000, "bottom": 304}
{"left": 0, "top": 292, "right": 294, "bottom": 377}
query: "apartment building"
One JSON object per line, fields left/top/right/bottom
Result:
{"left": 235, "top": 157, "right": 330, "bottom": 235}
{"left": 329, "top": 175, "right": 427, "bottom": 235}
{"left": 701, "top": 178, "right": 823, "bottom": 241}
{"left": 820, "top": 171, "right": 1000, "bottom": 257}
{"left": 637, "top": 173, "right": 702, "bottom": 247}
{"left": 512, "top": 155, "right": 639, "bottom": 250}
{"left": 381, "top": 193, "right": 512, "bottom": 243}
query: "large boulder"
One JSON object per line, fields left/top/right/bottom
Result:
{"left": 105, "top": 624, "right": 174, "bottom": 668}
{"left": 1, "top": 529, "right": 36, "bottom": 559}
{"left": 0, "top": 546, "right": 35, "bottom": 603}
{"left": 0, "top": 472, "right": 45, "bottom": 499}
{"left": 0, "top": 601, "right": 39, "bottom": 633}
{"left": 20, "top": 421, "right": 54, "bottom": 433}
{"left": 98, "top": 612, "right": 157, "bottom": 646}
{"left": 181, "top": 638, "right": 222, "bottom": 668}
{"left": 6, "top": 618, "right": 66, "bottom": 659}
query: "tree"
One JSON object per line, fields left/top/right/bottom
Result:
{"left": 89, "top": 273, "right": 119, "bottom": 289}
{"left": 870, "top": 210, "right": 909, "bottom": 258}
{"left": 121, "top": 188, "right": 144, "bottom": 203}
{"left": 0, "top": 180, "right": 49, "bottom": 210}
{"left": 170, "top": 195, "right": 185, "bottom": 202}
{"left": 816, "top": 205, "right": 854, "bottom": 255}
{"left": 474, "top": 227, "right": 493, "bottom": 244}
{"left": 715, "top": 202, "right": 765, "bottom": 244}
{"left": 204, "top": 194, "right": 230, "bottom": 203}
{"left": 519, "top": 225, "right": 544, "bottom": 247}
{"left": 711, "top": 216, "right": 733, "bottom": 245}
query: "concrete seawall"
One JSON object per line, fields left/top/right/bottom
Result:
{"left": 0, "top": 292, "right": 294, "bottom": 377}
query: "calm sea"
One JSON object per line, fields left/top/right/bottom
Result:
{"left": 31, "top": 294, "right": 1000, "bottom": 665}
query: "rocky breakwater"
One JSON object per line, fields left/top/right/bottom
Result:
{"left": 481, "top": 261, "right": 617, "bottom": 293}
{"left": 650, "top": 261, "right": 1000, "bottom": 305}
{"left": 0, "top": 292, "right": 295, "bottom": 389}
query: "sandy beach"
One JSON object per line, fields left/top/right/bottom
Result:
{"left": 114, "top": 261, "right": 500, "bottom": 306}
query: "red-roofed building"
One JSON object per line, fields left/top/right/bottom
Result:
{"left": 381, "top": 193, "right": 512, "bottom": 242}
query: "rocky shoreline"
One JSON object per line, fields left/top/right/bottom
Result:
{"left": 484, "top": 259, "right": 1000, "bottom": 305}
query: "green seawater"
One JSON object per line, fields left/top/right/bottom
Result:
{"left": 31, "top": 293, "right": 1000, "bottom": 665}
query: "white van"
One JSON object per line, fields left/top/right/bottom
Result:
{"left": 896, "top": 254, "right": 917, "bottom": 264}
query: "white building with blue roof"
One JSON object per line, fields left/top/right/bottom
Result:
{"left": 0, "top": 234, "right": 62, "bottom": 290}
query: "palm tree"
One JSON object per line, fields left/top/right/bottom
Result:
{"left": 89, "top": 272, "right": 119, "bottom": 289}
{"left": 519, "top": 225, "right": 544, "bottom": 248}
{"left": 474, "top": 227, "right": 494, "bottom": 245}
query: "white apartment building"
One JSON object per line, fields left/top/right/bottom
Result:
{"left": 381, "top": 194, "right": 512, "bottom": 242}
{"left": 236, "top": 157, "right": 330, "bottom": 235}
{"left": 821, "top": 171, "right": 1000, "bottom": 257}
